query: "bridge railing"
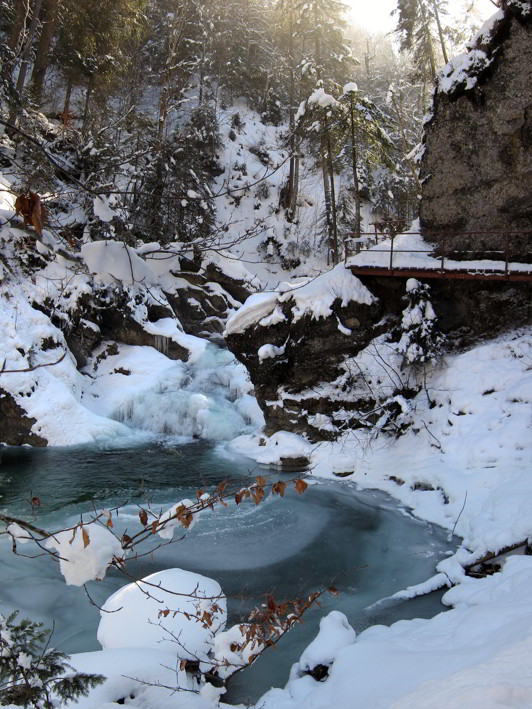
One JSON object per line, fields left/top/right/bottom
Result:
{"left": 344, "top": 230, "right": 532, "bottom": 277}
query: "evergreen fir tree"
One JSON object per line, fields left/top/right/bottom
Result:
{"left": 394, "top": 278, "right": 445, "bottom": 368}
{"left": 0, "top": 611, "right": 105, "bottom": 708}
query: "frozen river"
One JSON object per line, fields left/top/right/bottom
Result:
{"left": 0, "top": 439, "right": 455, "bottom": 703}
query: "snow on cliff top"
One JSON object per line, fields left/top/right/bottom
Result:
{"left": 225, "top": 263, "right": 375, "bottom": 335}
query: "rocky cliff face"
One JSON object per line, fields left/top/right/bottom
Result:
{"left": 224, "top": 266, "right": 400, "bottom": 442}
{"left": 224, "top": 269, "right": 532, "bottom": 442}
{"left": 419, "top": 0, "right": 532, "bottom": 260}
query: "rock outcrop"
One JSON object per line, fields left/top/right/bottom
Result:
{"left": 419, "top": 0, "right": 532, "bottom": 261}
{"left": 0, "top": 389, "right": 47, "bottom": 447}
{"left": 225, "top": 267, "right": 532, "bottom": 441}
{"left": 225, "top": 266, "right": 393, "bottom": 441}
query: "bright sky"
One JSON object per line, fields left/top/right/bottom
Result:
{"left": 347, "top": 0, "right": 497, "bottom": 35}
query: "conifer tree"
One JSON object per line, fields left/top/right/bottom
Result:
{"left": 0, "top": 612, "right": 104, "bottom": 709}
{"left": 392, "top": 0, "right": 450, "bottom": 88}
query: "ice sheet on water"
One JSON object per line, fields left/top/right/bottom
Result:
{"left": 136, "top": 492, "right": 330, "bottom": 571}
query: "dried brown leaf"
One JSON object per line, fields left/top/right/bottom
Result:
{"left": 295, "top": 478, "right": 308, "bottom": 495}
{"left": 272, "top": 481, "right": 286, "bottom": 497}
{"left": 69, "top": 526, "right": 77, "bottom": 546}
{"left": 82, "top": 526, "right": 90, "bottom": 548}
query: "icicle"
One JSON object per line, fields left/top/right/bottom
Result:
{"left": 153, "top": 334, "right": 169, "bottom": 356}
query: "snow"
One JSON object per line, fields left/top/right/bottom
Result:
{"left": 438, "top": 49, "right": 492, "bottom": 94}
{"left": 468, "top": 8, "right": 505, "bottom": 48}
{"left": 97, "top": 568, "right": 226, "bottom": 665}
{"left": 225, "top": 264, "right": 375, "bottom": 336}
{"left": 224, "top": 292, "right": 278, "bottom": 335}
{"left": 342, "top": 82, "right": 358, "bottom": 94}
{"left": 66, "top": 647, "right": 202, "bottom": 707}
{"left": 93, "top": 196, "right": 117, "bottom": 223}
{"left": 81, "top": 240, "right": 156, "bottom": 285}
{"left": 258, "top": 343, "right": 286, "bottom": 361}
{"left": 45, "top": 524, "right": 123, "bottom": 586}
{"left": 298, "top": 611, "right": 356, "bottom": 672}
{"left": 228, "top": 326, "right": 532, "bottom": 709}
{"left": 3, "top": 93, "right": 532, "bottom": 709}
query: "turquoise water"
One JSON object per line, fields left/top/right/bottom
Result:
{"left": 0, "top": 440, "right": 454, "bottom": 703}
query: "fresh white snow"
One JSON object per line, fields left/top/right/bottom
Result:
{"left": 2, "top": 92, "right": 532, "bottom": 709}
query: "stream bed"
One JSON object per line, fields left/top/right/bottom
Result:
{"left": 0, "top": 439, "right": 455, "bottom": 704}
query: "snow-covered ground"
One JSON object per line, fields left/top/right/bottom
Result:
{"left": 2, "top": 101, "right": 532, "bottom": 708}
{"left": 230, "top": 326, "right": 532, "bottom": 709}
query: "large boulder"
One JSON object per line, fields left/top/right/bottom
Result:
{"left": 419, "top": 0, "right": 532, "bottom": 261}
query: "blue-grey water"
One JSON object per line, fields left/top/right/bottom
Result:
{"left": 0, "top": 439, "right": 455, "bottom": 704}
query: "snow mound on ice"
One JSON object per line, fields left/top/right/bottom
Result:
{"left": 97, "top": 568, "right": 226, "bottom": 662}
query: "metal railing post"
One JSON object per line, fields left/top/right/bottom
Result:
{"left": 505, "top": 233, "right": 510, "bottom": 277}
{"left": 389, "top": 234, "right": 394, "bottom": 271}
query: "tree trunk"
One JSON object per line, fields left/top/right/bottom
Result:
{"left": 431, "top": 0, "right": 449, "bottom": 65}
{"left": 8, "top": 0, "right": 44, "bottom": 125}
{"left": 31, "top": 0, "right": 61, "bottom": 105}
{"left": 389, "top": 91, "right": 422, "bottom": 196}
{"left": 349, "top": 95, "right": 362, "bottom": 237}
{"left": 286, "top": 5, "right": 299, "bottom": 223}
{"left": 289, "top": 146, "right": 300, "bottom": 224}
{"left": 82, "top": 78, "right": 93, "bottom": 135}
{"left": 321, "top": 136, "right": 334, "bottom": 266}
{"left": 7, "top": 0, "right": 30, "bottom": 54}
{"left": 325, "top": 124, "right": 338, "bottom": 265}
{"left": 419, "top": 2, "right": 437, "bottom": 82}
{"left": 63, "top": 74, "right": 73, "bottom": 117}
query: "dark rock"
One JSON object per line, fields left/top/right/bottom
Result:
{"left": 412, "top": 482, "right": 435, "bottom": 492}
{"left": 278, "top": 455, "right": 311, "bottom": 472}
{"left": 358, "top": 274, "right": 532, "bottom": 350}
{"left": 305, "top": 664, "right": 329, "bottom": 681}
{"left": 0, "top": 389, "right": 47, "bottom": 446}
{"left": 203, "top": 262, "right": 256, "bottom": 303}
{"left": 164, "top": 283, "right": 228, "bottom": 341}
{"left": 225, "top": 291, "right": 385, "bottom": 441}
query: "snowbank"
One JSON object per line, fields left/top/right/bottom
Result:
{"left": 225, "top": 264, "right": 375, "bottom": 336}
{"left": 259, "top": 556, "right": 532, "bottom": 709}
{"left": 232, "top": 327, "right": 532, "bottom": 709}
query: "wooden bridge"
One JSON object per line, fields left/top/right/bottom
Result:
{"left": 345, "top": 230, "right": 532, "bottom": 283}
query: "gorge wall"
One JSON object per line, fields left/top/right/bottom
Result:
{"left": 419, "top": 0, "right": 532, "bottom": 260}
{"left": 225, "top": 270, "right": 532, "bottom": 442}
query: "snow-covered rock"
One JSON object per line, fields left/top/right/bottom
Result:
{"left": 97, "top": 568, "right": 227, "bottom": 664}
